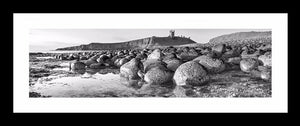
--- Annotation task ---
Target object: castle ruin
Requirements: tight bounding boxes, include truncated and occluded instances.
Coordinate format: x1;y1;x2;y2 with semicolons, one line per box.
169;30;175;39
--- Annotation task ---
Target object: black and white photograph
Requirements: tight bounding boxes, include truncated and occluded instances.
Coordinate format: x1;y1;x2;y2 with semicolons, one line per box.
13;13;287;113
28;29;272;98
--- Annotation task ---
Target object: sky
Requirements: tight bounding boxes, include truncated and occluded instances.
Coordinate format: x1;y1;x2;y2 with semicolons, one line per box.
29;29;270;52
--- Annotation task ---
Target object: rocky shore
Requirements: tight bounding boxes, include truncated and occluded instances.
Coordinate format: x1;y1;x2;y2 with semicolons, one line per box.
29;40;272;97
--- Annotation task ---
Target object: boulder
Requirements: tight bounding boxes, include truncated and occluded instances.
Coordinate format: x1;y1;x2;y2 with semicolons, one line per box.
89;55;100;61
59;55;66;60
80;56;88;60
258;43;272;51
260;70;271;81
241;50;260;59
67;55;75;60
177;51;199;61
70;61;86;70
135;53;147;60
206;52;220;58
125;55;134;60
258;65;271;72
82;60;97;67
163;58;183;72
162;53;177;61
226;57;242;65
147;49;164;60
89;63;105;69
242;46;248;51
115;58;130;67
106;59;114;66
212;44;226;57
240;58;259;73
182;47;189;52
96;55;109;63
144;67;173;85
111;55;121;63
250;69;271;81
200;49;210;55
173;61;209;86
258;52;272;67
106;53;113;58
193;55;226;74
120;58;144;80
117;51;125;57
143;59;167;73
224;57;242;70
221;48;240;60
72;54;79;60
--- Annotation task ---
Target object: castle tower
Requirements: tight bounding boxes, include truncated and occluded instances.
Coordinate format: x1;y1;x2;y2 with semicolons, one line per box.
169;30;175;39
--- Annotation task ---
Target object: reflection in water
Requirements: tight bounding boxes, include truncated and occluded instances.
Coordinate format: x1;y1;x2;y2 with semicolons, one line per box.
72;69;86;74
85;69;98;75
119;76;145;89
36;57;54;59
71;68;120;75
53;67;70;71
32;63;175;97
31;70;138;97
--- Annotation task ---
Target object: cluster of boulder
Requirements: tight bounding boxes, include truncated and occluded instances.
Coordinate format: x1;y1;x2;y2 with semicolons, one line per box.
54;50;146;70
55;42;271;96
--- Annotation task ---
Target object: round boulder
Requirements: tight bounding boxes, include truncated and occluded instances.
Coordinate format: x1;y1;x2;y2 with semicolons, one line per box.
226;57;242;65
258;52;271;67
260;70;271;81
59;55;66;60
147;49;164;60
70;61;86;70
221;48;240;60
115;58;130;67
258;43;272;51
212;44;226;57
200;49;210;55
177;51;199;61
193;55;226;74
164;58;183;72
144;67;173;85
143;59;167;73
80;56;88;60
117;51;125;57
173;61;209;86
163;53;177;61
67;55;75;60
82;60;98;67
120;58;144;80
89;63;105;69
89;55;100;61
96;55;109;63
225;57;242;70
240;58;259;73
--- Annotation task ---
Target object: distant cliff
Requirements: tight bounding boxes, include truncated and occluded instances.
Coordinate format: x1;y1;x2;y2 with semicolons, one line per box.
56;36;196;50
208;31;272;44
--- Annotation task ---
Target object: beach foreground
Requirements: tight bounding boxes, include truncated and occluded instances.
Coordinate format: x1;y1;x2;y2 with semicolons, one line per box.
29;42;271;98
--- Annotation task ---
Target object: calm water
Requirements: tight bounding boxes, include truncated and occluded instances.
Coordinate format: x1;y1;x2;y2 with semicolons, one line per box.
30;61;146;97
30;68;142;97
